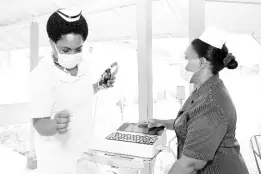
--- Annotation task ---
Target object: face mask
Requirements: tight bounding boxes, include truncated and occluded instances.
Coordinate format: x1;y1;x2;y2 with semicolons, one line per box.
180;70;194;83
181;59;202;83
185;59;201;72
54;44;82;69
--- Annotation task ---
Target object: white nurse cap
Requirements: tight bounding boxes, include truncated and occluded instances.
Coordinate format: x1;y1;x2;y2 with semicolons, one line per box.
56;8;82;22
199;27;228;49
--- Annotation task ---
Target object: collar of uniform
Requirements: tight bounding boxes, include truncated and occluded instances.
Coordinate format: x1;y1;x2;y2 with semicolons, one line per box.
191;74;221;101
76;59;88;76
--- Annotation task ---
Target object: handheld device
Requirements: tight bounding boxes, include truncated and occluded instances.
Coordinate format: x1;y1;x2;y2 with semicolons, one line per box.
98;62;119;88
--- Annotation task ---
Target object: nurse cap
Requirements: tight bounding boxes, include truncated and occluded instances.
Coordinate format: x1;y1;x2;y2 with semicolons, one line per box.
199;27;228;49
56;8;82;22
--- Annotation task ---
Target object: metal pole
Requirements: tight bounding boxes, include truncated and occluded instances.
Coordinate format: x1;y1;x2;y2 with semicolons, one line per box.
136;0;153;173
27;22;39;169
188;0;205;93
137;0;153;122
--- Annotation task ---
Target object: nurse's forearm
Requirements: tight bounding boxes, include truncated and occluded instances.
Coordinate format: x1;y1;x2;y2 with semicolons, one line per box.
33;118;57;136
168;160;196;174
162;119;175;130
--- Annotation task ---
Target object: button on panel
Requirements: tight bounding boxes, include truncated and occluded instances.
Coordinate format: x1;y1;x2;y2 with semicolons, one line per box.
105;132;158;145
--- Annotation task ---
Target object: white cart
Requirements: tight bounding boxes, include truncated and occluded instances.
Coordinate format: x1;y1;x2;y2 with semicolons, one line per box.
78;123;168;174
78;149;159;174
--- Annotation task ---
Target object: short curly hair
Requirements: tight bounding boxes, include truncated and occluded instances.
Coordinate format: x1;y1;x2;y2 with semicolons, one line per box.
46;9;88;43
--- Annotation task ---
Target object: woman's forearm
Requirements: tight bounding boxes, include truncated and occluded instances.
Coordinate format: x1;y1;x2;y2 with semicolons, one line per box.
168;155;206;174
161;119;175;130
168;159;196;174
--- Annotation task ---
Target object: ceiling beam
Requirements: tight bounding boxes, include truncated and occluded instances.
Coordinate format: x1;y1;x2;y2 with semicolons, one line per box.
0;0;162;33
0;33;187;52
0;13;49;33
84;0;161;14
113;41;173;58
251;33;261;45
88;33;186;42
205;0;261;5
165;0;183;27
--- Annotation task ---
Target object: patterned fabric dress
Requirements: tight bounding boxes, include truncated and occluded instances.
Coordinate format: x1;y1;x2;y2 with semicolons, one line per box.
174;74;249;174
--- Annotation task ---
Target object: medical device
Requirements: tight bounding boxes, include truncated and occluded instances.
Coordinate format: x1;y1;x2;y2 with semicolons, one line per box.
82;123;167;173
98;62;119;88
87;123;167;160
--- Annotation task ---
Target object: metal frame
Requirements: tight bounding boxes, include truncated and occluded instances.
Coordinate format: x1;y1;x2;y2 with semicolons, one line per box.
250;135;261;173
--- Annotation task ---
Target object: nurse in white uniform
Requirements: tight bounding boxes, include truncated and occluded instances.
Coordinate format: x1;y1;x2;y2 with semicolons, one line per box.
29;9;116;174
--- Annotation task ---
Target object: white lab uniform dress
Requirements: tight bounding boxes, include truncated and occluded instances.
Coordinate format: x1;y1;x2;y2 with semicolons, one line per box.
29;55;98;174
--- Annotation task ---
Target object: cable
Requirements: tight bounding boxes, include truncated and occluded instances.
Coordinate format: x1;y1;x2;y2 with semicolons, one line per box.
90;95;104;174
168;135;177;148
156;144;177;160
155;144;177;174
92;95;99;133
95;162;102;174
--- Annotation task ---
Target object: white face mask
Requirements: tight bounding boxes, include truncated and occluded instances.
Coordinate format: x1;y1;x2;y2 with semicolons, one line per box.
181;59;202;83
180;70;194;83
54;44;82;69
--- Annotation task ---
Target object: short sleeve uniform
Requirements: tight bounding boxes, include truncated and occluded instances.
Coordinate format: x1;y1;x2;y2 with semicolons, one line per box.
29;55;97;174
174;75;249;174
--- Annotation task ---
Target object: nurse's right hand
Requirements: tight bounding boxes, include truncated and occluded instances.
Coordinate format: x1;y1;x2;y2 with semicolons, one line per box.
138;119;165;129
54;110;70;134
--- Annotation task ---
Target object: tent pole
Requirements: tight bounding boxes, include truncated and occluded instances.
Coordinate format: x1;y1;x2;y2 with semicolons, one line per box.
137;0;153;174
188;0;205;93
28;21;39;157
30;22;40;71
